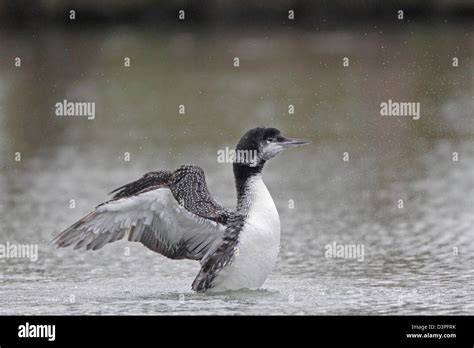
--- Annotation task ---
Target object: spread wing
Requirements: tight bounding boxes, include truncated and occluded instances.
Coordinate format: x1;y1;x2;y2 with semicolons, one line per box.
51;165;233;261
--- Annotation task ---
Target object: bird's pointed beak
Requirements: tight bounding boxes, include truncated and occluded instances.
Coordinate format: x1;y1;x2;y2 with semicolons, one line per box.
278;136;311;148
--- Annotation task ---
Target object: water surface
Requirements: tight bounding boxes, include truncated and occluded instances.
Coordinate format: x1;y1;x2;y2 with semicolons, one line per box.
0;25;473;315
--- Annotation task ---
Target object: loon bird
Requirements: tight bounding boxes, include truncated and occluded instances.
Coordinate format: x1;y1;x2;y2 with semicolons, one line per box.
51;127;310;292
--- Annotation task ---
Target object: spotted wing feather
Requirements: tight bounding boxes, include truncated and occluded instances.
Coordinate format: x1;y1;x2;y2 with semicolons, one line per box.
51;165;233;261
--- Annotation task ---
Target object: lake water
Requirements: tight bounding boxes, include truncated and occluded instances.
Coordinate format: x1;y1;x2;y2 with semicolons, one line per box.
0;25;473;315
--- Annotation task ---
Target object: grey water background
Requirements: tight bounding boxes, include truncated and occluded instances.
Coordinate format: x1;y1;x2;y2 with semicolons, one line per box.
0;22;473;314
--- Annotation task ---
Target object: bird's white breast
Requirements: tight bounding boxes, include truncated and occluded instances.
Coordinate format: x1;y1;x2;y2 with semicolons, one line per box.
211;176;281;292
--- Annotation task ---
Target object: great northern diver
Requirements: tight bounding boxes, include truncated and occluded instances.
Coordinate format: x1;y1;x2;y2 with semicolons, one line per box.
51;127;310;292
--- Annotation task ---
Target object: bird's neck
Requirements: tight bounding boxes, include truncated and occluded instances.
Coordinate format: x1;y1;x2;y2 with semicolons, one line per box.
233;162;265;210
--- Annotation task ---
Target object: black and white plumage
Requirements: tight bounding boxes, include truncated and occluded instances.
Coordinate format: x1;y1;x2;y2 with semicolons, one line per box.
51;127;310;292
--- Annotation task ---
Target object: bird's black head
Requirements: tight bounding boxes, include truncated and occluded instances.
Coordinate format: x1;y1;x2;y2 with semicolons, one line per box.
233;127;310;194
